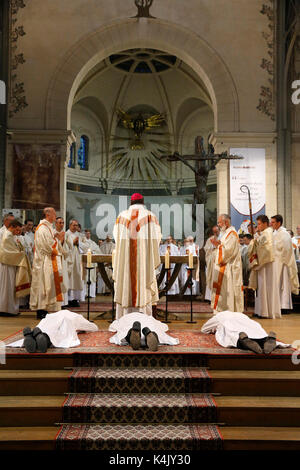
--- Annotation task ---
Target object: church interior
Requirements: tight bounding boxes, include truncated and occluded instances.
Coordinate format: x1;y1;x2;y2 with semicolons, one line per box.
0;0;300;453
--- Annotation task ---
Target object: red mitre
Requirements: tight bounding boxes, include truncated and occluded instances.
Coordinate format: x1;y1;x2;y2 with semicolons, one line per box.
131;193;143;202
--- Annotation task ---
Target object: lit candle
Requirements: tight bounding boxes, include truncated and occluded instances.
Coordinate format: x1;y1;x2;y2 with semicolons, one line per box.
112;249;116;268
188;250;193;269
165;247;170;269
87;249;92;268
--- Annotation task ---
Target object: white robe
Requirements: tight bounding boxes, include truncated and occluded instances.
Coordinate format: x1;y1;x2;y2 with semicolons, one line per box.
113;204;161;319
251;227;281;319
30;220;64;312
204;237;218;301
24;232;34;266
0;264;18;314
160;243;180;295
273;226;299;309
65;230;86;302
201;311;289;348
211;226;244;313
8;310;98;348
109;311;179;346
291;236;300;260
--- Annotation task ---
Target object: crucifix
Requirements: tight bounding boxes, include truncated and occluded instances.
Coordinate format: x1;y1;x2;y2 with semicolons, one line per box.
161;136;243;207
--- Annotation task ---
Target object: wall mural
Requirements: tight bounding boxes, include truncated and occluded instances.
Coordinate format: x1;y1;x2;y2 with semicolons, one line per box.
13;144;61;210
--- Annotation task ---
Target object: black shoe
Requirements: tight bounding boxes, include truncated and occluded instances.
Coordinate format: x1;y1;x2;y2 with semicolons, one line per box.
263;331;277;354
281;309;291;315
23;327;37;353
36;310;48;320
61;305;69;310
238;332;263;354
126;321;141;350
32;327;48;353
142;327;159;351
68;300;80;308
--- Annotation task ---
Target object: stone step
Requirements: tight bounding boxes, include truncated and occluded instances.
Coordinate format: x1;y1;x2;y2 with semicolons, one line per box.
1;369;300;396
2;425;300;451
2;395;300;427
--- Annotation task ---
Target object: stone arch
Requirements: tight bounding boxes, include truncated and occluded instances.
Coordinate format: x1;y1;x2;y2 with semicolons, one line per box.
45;18;239;133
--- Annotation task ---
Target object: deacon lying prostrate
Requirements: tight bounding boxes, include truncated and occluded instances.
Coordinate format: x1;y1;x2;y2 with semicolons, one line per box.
109;312;179;350
8;310;98;352
201;311;290;354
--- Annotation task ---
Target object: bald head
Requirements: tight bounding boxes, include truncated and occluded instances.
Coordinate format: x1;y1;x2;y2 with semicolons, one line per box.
218;214;231;232
43;207;56;224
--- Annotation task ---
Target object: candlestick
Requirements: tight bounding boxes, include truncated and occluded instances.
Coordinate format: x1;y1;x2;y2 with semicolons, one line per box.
188;251;193;269
87;249;92;268
165;247;170;269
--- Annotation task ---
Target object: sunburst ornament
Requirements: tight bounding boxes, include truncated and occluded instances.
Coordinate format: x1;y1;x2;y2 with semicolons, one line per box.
109;108;172;183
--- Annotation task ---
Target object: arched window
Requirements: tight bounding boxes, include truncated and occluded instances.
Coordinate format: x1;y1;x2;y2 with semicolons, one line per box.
68;142;76;168
78;135;89;171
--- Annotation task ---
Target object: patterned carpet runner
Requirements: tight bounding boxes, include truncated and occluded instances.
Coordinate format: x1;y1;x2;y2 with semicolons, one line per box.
55;423;223;451
69;367;212;394
62;393;218;424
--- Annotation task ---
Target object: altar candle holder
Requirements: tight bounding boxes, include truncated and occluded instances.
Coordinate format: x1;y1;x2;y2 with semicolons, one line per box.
186;267;196;324
86;266;95;322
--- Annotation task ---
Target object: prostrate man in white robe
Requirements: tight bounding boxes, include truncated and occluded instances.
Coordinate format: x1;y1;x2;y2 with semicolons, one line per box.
0;219;31;316
210;214;244;313
248;215;281;318
30;207;65;319
113;192;161;319
82;229;100;298
204;225;220;301
65;219;86;307
271;214;299;314
97;234;115;295
55;217;72;308
201;311;289;354
0;213;14;243
160;235;179;295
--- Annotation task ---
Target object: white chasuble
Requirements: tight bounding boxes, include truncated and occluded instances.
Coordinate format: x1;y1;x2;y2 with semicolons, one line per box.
30;220;65;312
211;226;244;313
113;204;161;319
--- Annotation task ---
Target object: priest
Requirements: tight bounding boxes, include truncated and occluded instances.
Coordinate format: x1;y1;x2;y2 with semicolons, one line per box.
271;214;299;313
204;225;220;301
65;219;88;307
210;214;244;312
30;207;65;319
0;219;31;316
113;192;161;319
82;229;100;298
55;216;72;308
0;213;14;243
248;215;281;318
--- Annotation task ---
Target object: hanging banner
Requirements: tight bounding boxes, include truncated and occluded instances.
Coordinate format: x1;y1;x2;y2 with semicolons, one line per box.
230;148;265;234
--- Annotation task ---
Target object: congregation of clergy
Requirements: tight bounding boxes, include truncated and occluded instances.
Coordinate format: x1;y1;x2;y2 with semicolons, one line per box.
0;203;299;321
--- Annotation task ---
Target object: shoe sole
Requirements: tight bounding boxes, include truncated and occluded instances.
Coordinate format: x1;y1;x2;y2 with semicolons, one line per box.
23;336;37;354
146;332;158;351
264;340;277;354
35;334;48;353
129;330;141;350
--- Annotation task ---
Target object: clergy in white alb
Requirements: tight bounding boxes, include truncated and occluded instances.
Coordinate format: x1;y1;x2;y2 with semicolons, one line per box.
210;214;244;313
0;213;14;243
82;229;101;298
65;219;87;305
113;193;161;319
179;239;197;295
55;217;72;307
0;220;31;315
159;236;180;295
30;208;65;317
292;225;300;261
204;226;220;301
248;215;281;318
201;311;289;348
271;215;299;311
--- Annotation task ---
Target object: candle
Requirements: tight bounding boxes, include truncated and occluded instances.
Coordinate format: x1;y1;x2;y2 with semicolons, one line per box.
188;250;193;269
87;249;92;268
112;249;116;268
165;247;170;269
